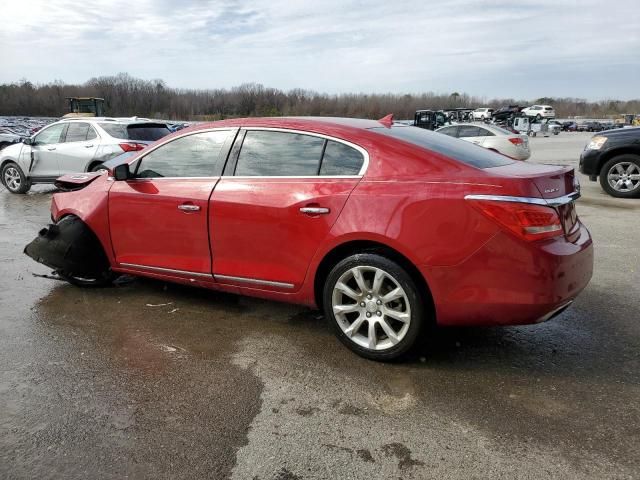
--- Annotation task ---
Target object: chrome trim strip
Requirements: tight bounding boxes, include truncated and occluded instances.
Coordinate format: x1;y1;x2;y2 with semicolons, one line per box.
214;274;295;289
119;263;212;278
464;191;580;207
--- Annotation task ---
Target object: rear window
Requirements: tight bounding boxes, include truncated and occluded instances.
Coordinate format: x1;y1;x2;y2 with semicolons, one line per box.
99;123;171;141
371;126;514;169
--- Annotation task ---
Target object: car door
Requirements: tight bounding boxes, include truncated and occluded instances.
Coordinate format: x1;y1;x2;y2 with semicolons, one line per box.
210;129;366;291
108;129;235;278
55;122;100;173
28;123;67;178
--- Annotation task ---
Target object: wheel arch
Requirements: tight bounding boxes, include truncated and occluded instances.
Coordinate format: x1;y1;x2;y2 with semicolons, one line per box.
313;239;435;322
596;148;640;175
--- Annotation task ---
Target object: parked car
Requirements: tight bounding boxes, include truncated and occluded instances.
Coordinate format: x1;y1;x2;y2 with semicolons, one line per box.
579;127;640;198
24;116;592;360
562;121;578;132
0;117;172;194
491;105;523;122
585;122;606;132
521;105;556;119
436;123;531;160
0;128;23;150
471;108;494;121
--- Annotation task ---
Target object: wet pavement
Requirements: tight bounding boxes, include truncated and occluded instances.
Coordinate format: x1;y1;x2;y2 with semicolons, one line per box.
1;137;639;479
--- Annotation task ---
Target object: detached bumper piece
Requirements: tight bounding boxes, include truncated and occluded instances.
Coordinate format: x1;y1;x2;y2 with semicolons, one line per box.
24;216;112;284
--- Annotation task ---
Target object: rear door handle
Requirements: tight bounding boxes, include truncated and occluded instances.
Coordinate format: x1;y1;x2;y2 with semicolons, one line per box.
300;207;330;215
84;144;94;148
47;147;56;151
178;204;201;212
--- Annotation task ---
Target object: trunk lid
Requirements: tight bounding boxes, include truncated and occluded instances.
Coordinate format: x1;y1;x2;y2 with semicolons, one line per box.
486;162;576;199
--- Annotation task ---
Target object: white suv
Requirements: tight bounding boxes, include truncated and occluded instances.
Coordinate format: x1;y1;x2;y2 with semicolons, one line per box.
0;117;171;194
521;105;556;119
471;108;493;120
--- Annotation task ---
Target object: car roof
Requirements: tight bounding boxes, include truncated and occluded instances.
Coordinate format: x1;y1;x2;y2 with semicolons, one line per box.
57;117;168;125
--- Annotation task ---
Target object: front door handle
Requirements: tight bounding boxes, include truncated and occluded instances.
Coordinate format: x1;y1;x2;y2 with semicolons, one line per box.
84;144;94;148
178;204;201;212
47;147;56;151
300;207;330;215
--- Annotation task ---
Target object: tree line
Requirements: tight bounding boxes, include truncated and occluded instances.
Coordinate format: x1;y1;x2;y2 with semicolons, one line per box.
0;73;638;121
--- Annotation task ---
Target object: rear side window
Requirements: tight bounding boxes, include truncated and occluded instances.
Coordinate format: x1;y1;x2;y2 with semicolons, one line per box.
64;122;95;142
236;131;325;176
476;127;495;137
371;126;514;169
99;123;171;141
319;141;363;176
437;126;458;137
136;130;231;178
458;126;483;137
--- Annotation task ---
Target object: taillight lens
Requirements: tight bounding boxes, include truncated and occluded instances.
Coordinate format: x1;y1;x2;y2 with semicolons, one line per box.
119;142;146;152
468;200;563;241
508;137;524;145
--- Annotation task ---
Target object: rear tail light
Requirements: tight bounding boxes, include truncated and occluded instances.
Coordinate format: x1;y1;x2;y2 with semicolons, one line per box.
508;137;524;145
468;199;563;241
119;142;146;152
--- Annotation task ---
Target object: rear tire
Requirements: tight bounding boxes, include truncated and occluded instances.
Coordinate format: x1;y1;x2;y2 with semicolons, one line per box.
90;163;107;173
323;253;425;361
599;155;640;198
1;161;31;194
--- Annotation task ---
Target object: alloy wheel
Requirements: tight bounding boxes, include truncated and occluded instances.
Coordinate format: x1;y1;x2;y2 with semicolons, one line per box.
331;266;411;351
607;162;640;193
3;166;21;191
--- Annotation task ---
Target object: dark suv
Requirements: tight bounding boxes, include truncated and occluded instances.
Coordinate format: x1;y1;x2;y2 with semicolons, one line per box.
579;127;640;198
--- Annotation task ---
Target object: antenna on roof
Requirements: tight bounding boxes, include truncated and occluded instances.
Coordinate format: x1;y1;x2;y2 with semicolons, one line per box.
377;114;394;128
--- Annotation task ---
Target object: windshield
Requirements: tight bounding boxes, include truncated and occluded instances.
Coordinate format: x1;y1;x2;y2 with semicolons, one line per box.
370;125;514;169
99;123;171;141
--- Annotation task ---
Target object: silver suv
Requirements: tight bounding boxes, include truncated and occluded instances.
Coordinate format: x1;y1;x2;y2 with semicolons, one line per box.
0;117;171;194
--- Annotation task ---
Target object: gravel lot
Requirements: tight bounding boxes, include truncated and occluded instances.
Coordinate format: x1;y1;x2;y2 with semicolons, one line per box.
1;132;638;479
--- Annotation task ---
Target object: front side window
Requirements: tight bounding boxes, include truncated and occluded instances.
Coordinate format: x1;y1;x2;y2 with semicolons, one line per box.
136;130;230;178
64;122;95;143
320;141;364;176
235;131;325;176
34;124;66;145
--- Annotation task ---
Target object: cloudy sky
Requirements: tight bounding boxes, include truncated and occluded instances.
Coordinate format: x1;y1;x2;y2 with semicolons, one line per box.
1;0;638;100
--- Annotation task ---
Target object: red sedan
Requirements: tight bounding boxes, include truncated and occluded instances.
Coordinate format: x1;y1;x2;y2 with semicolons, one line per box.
25;116;593;360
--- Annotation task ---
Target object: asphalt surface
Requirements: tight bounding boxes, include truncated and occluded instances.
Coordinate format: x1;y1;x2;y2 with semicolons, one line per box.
1;132;639;479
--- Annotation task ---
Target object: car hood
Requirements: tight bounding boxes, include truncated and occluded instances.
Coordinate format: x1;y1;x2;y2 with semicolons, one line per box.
54;172;104;191
598;126;640;138
0;142;23;158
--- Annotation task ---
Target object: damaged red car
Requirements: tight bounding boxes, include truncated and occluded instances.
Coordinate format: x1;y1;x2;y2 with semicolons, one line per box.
25;116;593;360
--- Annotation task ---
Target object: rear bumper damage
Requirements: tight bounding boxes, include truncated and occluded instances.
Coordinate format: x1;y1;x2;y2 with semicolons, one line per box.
24;216;111;279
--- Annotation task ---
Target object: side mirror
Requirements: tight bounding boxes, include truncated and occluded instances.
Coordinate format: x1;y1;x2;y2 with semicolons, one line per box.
113;163;131;181
22;137;33;145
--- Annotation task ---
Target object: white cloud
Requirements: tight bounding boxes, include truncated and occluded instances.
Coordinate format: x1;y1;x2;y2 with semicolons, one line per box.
0;0;638;99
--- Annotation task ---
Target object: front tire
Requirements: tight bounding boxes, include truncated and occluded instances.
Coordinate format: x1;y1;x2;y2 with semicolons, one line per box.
323;253;425;361
1;161;31;194
599;155;640;198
